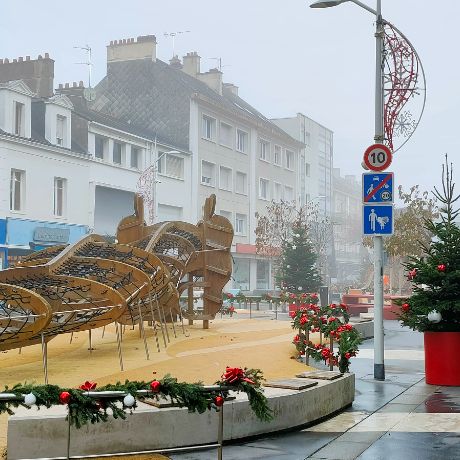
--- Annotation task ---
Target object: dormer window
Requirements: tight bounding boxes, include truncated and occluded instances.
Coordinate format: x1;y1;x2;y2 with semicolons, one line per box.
56;115;66;146
14;102;24;136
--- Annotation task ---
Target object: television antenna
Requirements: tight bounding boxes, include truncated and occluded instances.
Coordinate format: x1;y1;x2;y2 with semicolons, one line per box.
163;30;190;57
74;44;93;87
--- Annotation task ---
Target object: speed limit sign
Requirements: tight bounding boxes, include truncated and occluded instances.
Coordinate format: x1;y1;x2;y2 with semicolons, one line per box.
363;144;393;171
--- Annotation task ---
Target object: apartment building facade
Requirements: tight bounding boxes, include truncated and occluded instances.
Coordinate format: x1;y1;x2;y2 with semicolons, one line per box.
0;53;191;268
90;36;303;291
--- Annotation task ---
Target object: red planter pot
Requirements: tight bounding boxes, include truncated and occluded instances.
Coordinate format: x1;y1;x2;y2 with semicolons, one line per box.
424;331;460;386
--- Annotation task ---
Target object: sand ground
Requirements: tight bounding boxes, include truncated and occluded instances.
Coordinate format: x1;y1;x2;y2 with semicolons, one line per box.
0;313;316;459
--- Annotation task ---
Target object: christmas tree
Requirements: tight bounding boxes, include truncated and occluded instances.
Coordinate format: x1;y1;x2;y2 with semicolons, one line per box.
276;221;322;293
400;157;460;332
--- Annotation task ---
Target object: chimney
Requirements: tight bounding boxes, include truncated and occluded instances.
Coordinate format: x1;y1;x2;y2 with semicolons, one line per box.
223;82;238;96
169;55;182;69
0;53;54;98
182;52;200;77
198;68;223;95
107;35;157;64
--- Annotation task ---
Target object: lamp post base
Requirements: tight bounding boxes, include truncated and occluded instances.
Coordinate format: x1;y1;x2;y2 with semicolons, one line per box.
374;363;385;380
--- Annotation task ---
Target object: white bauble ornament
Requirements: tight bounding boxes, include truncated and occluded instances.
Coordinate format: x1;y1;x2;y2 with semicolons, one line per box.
295;234;300;237
298;286;303;291
24;392;37;406
286;265;291;269
123;393;135;407
292;245;297;250
427;310;442;323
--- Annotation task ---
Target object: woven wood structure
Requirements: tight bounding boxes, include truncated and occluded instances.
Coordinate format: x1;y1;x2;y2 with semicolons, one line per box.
0;194;233;353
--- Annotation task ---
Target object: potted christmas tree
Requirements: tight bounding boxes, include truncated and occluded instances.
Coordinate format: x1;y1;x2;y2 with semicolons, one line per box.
398;158;460;385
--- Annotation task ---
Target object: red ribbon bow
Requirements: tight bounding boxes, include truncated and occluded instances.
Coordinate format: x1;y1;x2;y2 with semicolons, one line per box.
79;381;97;391
222;367;255;385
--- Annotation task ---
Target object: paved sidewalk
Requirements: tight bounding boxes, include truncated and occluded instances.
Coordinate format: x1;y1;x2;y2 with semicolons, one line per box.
171;322;460;460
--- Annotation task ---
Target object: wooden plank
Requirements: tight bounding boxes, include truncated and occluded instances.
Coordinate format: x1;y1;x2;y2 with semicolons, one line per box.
264;379;318;390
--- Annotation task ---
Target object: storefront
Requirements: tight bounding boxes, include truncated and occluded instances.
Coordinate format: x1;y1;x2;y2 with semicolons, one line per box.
3;218;89;268
0;220;7;270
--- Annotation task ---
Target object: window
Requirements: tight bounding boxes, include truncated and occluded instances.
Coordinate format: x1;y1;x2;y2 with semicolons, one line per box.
202;115;216;141
274;182;283;202
306;162;311;176
256;260;269;290
285;150;294;170
113;142;123;164
236;129;248;153
233;258;250;290
56;115;66;146
235;171;247;195
274;145;282;165
157;204;183;221
54;177;66;216
131;147;140;169
285;185;294;202
14;102;24;136
201;160;216;186
158;152;184;179
10;169;25;211
219;166;232;191
95;135;106;159
259;140;270;161
259;178;269;200
235;213;247;235
219;122;233;147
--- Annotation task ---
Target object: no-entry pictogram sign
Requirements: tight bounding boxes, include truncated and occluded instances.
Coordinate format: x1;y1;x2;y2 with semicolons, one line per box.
363;144;393;171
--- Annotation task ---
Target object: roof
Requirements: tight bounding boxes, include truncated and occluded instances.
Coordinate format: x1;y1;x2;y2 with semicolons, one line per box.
90;58;300;150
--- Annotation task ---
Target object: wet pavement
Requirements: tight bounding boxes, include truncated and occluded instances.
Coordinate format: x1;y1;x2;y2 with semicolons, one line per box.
171;321;460;460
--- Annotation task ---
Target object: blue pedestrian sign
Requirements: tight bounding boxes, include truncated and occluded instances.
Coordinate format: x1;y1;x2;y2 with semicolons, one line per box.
363;172;394;203
363;204;394;236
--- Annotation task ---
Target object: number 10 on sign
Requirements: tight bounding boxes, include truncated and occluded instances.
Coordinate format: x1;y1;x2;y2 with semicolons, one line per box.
363;144;393;172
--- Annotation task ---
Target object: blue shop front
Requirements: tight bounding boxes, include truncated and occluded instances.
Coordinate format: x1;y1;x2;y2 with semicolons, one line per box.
2;218;89;268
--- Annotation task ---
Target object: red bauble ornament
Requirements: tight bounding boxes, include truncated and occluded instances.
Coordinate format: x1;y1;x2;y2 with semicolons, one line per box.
150;380;161;393
59;391;71;405
408;268;418;281
437;264;446;272
402;303;410;312
345;352;351;359
214;396;224;407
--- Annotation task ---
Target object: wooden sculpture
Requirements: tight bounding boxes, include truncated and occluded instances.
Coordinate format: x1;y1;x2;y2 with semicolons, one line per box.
0;194;233;373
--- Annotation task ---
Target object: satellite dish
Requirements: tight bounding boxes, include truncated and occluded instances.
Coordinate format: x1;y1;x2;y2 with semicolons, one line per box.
83;87;96;102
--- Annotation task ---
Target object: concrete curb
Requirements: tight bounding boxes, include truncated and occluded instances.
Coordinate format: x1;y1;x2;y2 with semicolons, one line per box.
7;374;354;459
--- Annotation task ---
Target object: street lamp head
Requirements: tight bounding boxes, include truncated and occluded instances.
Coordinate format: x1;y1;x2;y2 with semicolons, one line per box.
309;0;347;8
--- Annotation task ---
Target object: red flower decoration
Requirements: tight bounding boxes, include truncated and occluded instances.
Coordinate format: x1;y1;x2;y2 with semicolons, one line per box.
402;303;410;312
222;367;255;385
311;293;318;299
215;396;224;407
59;391;71;405
150;380;161;393
289;311;296;319
79;381;97;391
345;352;351;359
437;264;446;272
328;316;337;323
407;268;418;280
300;315;308;325
340;303;348;310
229;306;235;312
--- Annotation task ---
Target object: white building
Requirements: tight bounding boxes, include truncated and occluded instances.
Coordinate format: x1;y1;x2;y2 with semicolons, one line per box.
271;113;334;217
0;53;191;268
89;36;304;292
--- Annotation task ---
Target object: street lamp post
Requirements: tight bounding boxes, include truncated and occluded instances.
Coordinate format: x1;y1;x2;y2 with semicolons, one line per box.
310;0;386;380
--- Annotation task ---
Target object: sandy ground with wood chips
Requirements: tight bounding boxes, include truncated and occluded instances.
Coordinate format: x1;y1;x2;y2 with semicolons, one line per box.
0;313;317;459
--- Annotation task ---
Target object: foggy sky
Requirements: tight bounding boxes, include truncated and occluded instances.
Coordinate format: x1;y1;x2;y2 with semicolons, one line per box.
1;0;459;197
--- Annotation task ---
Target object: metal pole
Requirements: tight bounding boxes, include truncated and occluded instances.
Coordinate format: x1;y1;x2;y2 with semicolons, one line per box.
66;413;71;460
217;404;224;460
373;0;385;381
41;333;48;385
138;303;150;360
115;322;124;372
88;330;93;353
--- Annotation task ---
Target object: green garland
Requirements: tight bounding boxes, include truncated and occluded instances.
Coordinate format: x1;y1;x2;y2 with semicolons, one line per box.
0;368;272;429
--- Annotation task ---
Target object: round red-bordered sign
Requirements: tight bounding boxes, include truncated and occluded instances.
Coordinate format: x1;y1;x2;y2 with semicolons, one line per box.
363;144;392;171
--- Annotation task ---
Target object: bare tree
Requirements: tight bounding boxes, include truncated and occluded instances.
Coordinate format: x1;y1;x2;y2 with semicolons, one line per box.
255;200;332;282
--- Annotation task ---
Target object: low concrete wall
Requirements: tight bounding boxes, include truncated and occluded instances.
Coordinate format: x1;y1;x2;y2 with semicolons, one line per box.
351;319;374;339
7;374;354;459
